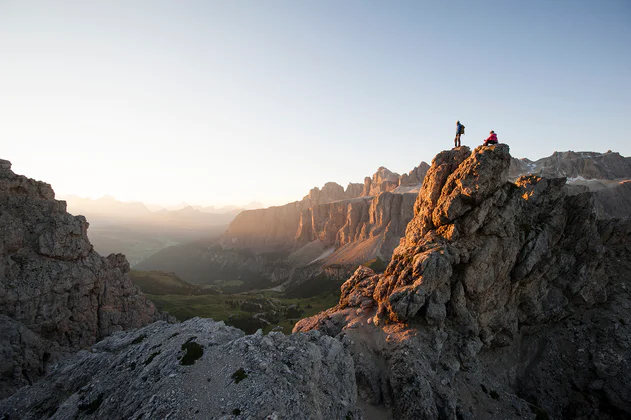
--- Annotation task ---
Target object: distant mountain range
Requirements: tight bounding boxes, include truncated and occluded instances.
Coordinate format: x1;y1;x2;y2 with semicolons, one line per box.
138;148;631;292
60;195;258;265
61;195;264;221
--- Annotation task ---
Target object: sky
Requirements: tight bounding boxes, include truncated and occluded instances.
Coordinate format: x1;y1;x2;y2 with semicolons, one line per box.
1;0;630;207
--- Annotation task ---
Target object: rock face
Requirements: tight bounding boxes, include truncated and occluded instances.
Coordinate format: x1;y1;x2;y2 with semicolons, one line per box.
361;167;400;197
296;193;416;260
296;145;631;419
399;161;430;188
0;318;361;420
0;160;160;398
224;164;430;257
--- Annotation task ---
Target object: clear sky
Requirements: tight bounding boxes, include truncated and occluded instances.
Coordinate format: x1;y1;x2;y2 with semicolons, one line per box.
1;0;629;207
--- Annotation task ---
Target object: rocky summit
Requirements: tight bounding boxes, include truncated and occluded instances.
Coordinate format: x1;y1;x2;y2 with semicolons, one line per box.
1;145;630;420
0;160;161;398
296;145;631;419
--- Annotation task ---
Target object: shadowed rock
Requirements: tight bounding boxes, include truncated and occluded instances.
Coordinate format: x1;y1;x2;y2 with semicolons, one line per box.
0;160;161;398
0;318;360;420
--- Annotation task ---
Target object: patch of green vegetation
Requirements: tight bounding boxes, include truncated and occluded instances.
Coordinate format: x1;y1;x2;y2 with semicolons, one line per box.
361;257;387;273
78;393;103;414
231;368;247;384
147;289;339;334
232;408;241;415
180;341;204;366
144;351;161;366
132;334;147;344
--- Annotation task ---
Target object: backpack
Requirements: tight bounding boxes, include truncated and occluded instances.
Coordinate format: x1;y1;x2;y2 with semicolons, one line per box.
460;124;465;135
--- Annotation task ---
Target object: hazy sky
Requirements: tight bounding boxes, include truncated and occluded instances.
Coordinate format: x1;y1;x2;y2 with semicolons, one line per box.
2;1;630;207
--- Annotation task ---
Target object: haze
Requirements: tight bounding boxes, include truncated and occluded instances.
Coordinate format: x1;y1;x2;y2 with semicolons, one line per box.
1;0;629;208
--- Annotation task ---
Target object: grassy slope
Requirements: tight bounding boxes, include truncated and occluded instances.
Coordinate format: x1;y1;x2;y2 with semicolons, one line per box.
147;291;340;334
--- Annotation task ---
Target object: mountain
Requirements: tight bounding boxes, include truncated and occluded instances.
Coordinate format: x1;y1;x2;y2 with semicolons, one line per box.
508;150;631;181
136;163;431;290
0;159;162;399
295;145;631;418
223;162;431;258
3;146;630;419
139;150;631;295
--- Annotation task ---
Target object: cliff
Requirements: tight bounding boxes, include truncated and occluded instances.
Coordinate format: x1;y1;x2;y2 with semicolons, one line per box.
3;146;631;419
224;162;430;257
295;145;631;419
218;150;631;291
0;159;161;398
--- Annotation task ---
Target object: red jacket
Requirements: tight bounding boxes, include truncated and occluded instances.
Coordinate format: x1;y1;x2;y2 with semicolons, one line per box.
485;133;498;142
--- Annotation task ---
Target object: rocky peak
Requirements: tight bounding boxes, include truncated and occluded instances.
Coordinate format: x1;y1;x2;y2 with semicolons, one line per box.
374;143;605;335
344;182;364;199
295;144;630;418
361;166;401;197
303;181;346;205
0;160;161;398
398;161;430;187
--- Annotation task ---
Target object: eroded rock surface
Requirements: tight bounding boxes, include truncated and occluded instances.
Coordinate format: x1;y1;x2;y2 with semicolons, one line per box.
0;318;361;420
0;160;160;398
296;145;631;419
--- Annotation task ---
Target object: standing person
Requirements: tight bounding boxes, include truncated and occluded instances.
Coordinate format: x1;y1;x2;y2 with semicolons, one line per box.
483;130;498;146
455;120;465;147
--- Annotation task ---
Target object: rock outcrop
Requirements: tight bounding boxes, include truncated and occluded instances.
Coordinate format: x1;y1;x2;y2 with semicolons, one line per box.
0;160;161;398
0;318;360;420
296;145;631;419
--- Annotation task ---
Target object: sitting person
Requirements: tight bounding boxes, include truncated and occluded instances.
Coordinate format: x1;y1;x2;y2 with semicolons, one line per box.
484;130;498;146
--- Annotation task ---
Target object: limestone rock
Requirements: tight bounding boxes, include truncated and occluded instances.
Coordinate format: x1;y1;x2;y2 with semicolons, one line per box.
303;181;346;205
345;182;364;199
361;167;400;197
0;161;160;397
296;145;631;419
0;318;361;420
399;161;430;187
